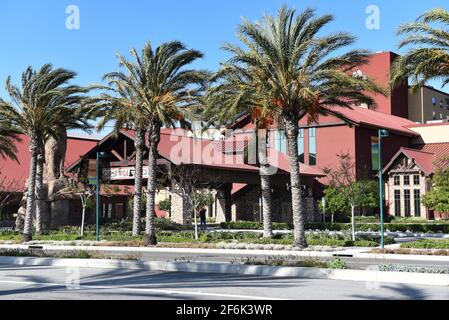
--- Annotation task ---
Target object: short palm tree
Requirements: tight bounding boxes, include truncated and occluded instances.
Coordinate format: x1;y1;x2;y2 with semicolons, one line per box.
91;77;148;237
95;41;209;245
206;67;276;238
221;6;385;248
391;8;449;89
0;65;90;241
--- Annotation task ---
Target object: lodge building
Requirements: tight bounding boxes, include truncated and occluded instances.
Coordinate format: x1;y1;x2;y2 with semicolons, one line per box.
1;51;449;227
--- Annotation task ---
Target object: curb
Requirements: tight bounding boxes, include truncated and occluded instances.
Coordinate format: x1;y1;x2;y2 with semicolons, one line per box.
2;244;449;263
1;256;448;287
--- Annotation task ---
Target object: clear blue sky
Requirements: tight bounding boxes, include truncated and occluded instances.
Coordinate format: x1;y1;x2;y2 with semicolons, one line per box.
0;0;447;135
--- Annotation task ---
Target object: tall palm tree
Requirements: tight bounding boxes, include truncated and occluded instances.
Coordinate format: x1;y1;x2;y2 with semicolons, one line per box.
205;67;276;238
0;65;90;241
91;80;148;237
34;109;92;235
391;8;449;89
220;6;385;248
94;41;209;245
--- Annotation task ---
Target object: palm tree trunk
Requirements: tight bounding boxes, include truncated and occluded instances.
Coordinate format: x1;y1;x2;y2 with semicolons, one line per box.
258;128;273;238
144;123;160;246
35;143;45;235
260;168;273;238
23;137;38;242
132;129;145;236
285;118;308;249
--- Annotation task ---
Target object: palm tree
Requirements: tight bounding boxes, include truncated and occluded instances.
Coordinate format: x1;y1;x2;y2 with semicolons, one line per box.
0;65;90;241
391;8;449;89
91;80;148;237
95;41;209;245
220;6;385;248
205;67;275;238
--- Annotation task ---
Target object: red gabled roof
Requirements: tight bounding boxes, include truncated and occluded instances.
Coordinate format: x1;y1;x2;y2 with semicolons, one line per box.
401;147;435;175
0;134;99;191
120;128;324;177
323;106;419;136
382;145;448;176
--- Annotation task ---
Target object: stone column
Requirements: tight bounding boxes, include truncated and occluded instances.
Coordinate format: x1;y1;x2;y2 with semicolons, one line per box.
216;184;232;223
170;191;192;225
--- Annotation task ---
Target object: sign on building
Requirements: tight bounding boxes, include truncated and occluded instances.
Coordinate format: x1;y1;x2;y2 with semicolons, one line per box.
103;166;149;181
88;160;97;185
371;136;380;170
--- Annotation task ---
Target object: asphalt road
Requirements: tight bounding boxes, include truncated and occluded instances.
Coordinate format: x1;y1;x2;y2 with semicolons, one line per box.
0;265;448;300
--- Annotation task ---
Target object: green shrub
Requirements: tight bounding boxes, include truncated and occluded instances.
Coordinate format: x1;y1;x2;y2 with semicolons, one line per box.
155;218;185;231
158;199;171;212
400;239;449;249
327;257;347;269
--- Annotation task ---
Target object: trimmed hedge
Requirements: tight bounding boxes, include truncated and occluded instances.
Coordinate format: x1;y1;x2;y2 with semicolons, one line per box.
220;221;449;233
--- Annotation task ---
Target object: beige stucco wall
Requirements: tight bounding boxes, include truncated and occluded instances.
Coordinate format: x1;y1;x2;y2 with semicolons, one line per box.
409;86;449;124
409;124;449;144
408;88;424;123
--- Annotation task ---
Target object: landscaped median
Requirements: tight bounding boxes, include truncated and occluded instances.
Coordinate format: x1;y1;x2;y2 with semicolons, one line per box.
0;229;394;251
370;239;449;256
221;220;449;234
1;248;449;287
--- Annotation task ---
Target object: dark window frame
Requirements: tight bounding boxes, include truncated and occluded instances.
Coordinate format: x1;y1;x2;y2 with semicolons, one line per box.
404;189;411;217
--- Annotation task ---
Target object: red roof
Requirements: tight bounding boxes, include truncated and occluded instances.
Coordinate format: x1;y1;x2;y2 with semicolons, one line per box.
382;143;449;175
120;128;323;176
323;106;419;136
401;147;435;175
0;134;99;191
413;143;449;170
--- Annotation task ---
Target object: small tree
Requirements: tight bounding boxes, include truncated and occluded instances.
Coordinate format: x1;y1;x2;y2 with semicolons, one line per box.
323;153;379;240
320;186;350;223
164;164;215;241
423;159;449;214
59;185;94;236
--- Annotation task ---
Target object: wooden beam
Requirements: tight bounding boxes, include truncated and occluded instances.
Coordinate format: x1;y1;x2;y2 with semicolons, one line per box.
111;150;124;161
128;151;137;160
124;139;128;160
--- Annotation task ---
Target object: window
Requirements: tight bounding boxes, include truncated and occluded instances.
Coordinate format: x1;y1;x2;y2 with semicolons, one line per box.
298;129;305;163
403;175;410;185
414;190;421;217
404;190;411;217
274;130;287;154
394;175;400;186
394;190;401;216
432;97;437;106
433;111;436;120
413;175;420;185
441;99;444;108
308;128;317;166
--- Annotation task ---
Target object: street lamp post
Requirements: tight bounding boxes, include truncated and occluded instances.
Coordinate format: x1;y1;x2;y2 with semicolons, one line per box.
378;129;389;249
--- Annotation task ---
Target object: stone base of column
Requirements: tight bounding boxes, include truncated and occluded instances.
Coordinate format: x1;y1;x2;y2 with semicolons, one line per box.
170;192;192;225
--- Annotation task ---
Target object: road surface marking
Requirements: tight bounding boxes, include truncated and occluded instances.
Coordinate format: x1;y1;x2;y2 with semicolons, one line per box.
0;280;285;300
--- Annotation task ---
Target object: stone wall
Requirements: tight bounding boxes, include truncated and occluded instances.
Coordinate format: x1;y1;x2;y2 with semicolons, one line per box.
232;184;320;223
